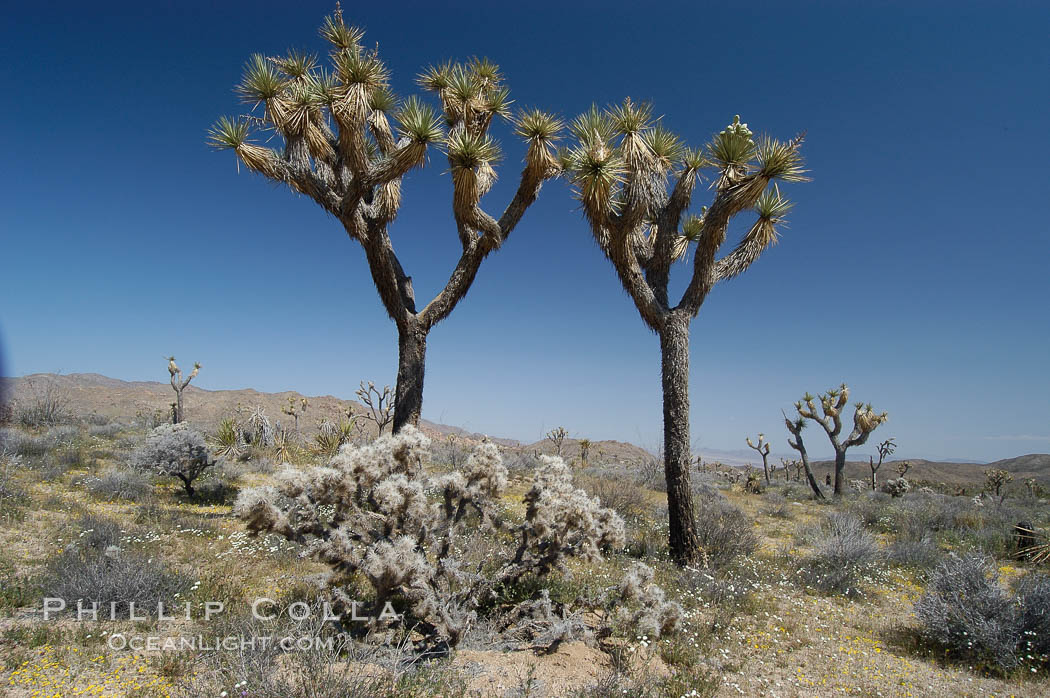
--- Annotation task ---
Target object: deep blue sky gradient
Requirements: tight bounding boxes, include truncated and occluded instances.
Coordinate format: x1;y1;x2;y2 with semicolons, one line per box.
2;1;1048;461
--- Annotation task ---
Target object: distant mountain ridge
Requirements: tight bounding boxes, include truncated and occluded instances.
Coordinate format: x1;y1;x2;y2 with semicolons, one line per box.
3;373;1046;485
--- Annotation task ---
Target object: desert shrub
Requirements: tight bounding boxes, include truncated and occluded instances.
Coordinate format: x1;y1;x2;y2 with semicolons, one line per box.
624;517;668;560
1;428;47;458
0;450;29;517
580;473;650;521
82;413;112;426
130;423;215;496
694;498;758;569
504;449;541;474
802;513;879;596
777;480;814;502
914;555;1024;671
88;422;123;438
15;379;73;427
83;468;154;502
762;492;792;519
42;515;188;614
234;427;639;648
193;471;239;505
884;536;943;570
1016;573;1050;663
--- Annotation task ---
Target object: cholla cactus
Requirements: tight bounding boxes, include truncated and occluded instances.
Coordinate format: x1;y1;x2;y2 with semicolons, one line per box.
233;426;625;647
746;433;772;483
166;357;200;424
610;562;683;639
881;477;911;498
793;383;887;496
130;423;214;496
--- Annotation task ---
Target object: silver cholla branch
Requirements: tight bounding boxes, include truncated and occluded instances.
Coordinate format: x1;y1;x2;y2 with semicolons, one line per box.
232;426;624;646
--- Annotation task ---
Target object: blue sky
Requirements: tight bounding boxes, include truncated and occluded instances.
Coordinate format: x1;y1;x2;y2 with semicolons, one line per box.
2;1;1048;462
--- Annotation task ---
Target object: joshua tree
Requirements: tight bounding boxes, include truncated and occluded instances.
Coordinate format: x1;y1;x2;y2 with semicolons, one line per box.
545;426;568;457
578;438;592;464
281;396;309;433
210;10;561;433
746;433;772;483
563;106;805;564
896;460;911;478
869;437;896;491
783;413;825;499
984;468;1013;503
356;381;394;435
166;357;200;424
792;384;887;496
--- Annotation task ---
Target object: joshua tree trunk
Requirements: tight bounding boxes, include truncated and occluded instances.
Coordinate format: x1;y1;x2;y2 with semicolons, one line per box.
392;323;428;433
660;313;700;564
833;448;847;496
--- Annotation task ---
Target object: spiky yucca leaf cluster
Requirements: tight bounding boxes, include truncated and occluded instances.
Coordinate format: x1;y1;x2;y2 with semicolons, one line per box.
233;426;625;646
562;102;805;275
210;7;447;200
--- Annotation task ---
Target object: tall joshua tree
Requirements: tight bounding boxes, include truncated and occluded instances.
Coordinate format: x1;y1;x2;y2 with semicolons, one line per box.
167;357;200;424
209;9;561;432
746;433;772;483
563;105;805;564
791;383;888;496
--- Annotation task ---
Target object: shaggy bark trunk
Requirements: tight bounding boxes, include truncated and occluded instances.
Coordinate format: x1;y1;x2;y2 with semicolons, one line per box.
174;391;183;424
761;454;770;483
870;459;878;491
392;323;428;433
659;313;700;565
833;449;846;496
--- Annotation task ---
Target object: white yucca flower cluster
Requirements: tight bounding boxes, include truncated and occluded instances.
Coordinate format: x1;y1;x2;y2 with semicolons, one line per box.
233;426;627;646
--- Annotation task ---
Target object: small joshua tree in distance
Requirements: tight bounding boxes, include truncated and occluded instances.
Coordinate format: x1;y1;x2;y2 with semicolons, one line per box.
578;438;592;464
793;384;887;496
166;357;200;424
546;426;568;458
896;460;911;478
209;9;562;432
869;437;896;491
281;396;309;433
356;381;394;435
984;468;1013;504
746;433;772;483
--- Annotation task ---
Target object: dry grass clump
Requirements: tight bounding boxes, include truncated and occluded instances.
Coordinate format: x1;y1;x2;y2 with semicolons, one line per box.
694;498;758;569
